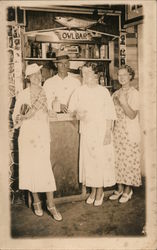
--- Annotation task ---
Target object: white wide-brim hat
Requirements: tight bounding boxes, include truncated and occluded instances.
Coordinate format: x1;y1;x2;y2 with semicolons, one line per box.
25;63;43;77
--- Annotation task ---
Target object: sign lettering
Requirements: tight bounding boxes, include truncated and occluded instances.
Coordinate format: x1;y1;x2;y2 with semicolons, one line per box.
55;30;91;41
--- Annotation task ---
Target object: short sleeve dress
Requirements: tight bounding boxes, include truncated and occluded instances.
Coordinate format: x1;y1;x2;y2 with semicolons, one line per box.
69;84;117;188
12;87;56;193
113;87;142;186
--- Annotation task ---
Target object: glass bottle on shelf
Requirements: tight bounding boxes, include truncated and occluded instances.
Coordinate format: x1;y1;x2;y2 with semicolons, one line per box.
94;44;100;59
46;43;56;58
100;44;108;59
31;42;36;58
100;45;105;59
91;45;94;58
42;43;47;58
35;43;39;58
37;43;42;58
25;41;31;58
85;44;89;58
89;45;94;58
80;45;85;58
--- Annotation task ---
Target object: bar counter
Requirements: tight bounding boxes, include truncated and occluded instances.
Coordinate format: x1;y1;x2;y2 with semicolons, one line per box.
49;112;82;200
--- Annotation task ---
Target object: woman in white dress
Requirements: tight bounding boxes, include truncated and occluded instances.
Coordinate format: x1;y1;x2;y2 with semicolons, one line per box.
12;63;62;221
69;63;117;206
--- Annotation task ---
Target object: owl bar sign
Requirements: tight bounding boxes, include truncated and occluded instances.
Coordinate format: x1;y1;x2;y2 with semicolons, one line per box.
55;30;95;41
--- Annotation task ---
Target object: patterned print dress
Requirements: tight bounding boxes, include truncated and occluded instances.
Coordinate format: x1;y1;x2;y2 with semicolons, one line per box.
113;87;142;187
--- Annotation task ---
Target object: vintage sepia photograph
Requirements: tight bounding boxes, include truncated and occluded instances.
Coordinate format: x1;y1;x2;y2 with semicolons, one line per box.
0;1;156;250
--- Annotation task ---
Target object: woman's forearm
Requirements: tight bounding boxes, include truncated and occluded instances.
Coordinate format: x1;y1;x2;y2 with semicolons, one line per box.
121;103;137;119
24;108;36;119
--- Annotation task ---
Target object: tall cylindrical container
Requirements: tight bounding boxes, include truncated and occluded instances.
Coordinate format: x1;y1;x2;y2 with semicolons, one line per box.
42;43;47;58
100;45;106;59
94;44;100;59
85;44;89;58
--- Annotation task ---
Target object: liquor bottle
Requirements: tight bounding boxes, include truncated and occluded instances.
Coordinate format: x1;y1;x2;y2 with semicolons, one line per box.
42;43;47;58
37;43;42;58
25;41;31;58
52;96;60;113
35;43;39;58
85;44;89;58
91;45;94;58
88;45;92;58
46;43;52;58
46;43;55;58
80;45;85;58
94;44;100;59
100;45;105;59
31;42;36;58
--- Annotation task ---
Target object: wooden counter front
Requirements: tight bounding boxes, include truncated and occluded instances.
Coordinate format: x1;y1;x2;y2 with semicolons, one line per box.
49;113;82;199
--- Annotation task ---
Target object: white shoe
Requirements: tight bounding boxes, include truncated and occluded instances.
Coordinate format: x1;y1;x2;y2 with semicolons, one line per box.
47;206;63;221
86;195;95;204
109;190;123;200
119;189;133;203
33;202;43;217
94;193;104;206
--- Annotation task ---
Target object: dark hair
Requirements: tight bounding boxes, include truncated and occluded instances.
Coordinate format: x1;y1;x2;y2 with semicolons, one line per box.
119;65;135;81
43;61;58;75
43;61;56;70
82;62;99;74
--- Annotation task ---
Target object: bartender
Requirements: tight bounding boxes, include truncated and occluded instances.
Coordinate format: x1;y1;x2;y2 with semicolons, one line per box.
43;50;81;113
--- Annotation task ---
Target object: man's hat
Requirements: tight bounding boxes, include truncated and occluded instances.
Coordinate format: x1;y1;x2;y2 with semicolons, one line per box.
55;50;70;61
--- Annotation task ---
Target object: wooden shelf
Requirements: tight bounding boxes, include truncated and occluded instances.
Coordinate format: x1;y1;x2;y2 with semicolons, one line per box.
24;57;111;62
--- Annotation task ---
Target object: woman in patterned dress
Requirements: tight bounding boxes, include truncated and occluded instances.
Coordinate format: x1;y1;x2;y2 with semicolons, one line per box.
13;63;62;221
109;65;142;203
69;63;117;206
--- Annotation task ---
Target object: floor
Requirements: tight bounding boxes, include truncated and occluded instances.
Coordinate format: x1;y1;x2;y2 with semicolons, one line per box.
11;183;145;238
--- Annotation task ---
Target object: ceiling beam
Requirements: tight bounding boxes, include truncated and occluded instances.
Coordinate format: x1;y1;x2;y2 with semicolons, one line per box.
20;6;121;16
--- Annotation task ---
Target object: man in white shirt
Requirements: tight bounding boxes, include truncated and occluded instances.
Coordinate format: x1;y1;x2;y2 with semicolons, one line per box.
43;51;81;113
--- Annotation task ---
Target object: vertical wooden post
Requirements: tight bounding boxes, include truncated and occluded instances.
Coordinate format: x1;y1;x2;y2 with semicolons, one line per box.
28;191;32;208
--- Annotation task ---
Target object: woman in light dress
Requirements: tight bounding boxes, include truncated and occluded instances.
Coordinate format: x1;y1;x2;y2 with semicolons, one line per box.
109;65;142;203
69;63;117;206
12;63;62;221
